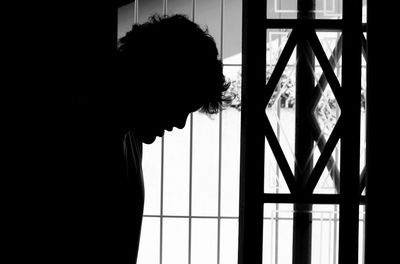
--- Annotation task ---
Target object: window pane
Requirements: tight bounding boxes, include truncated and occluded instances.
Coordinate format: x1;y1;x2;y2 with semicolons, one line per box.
118;2;135;39
263;204;294;264
143;138;162;215
267;0;298;19
163;125;191;216
312;140;340;194
315;0;342;19
267;0;343;19
359;205;366;264
223;0;242;63
137;0;163;23
167;0;193;17
220;219;239;264
263;204;368;264
265;29;296;192
221;66;241;217
311;205;339;264
163;218;189;264
191;219;218;264
195;0;222;55
192;112;220;216
137;217;160;264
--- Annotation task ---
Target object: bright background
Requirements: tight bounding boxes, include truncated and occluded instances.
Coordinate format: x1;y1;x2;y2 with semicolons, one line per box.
118;1;367;263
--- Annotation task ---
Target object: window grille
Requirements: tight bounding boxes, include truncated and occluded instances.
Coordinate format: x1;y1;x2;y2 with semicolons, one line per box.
117;1;367;263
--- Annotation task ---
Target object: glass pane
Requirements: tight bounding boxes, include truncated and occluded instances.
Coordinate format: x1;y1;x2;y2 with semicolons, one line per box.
191;219;218;264
143;138;162;215
137;217;160;264
137;0;164;23
118;2;135;39
223;0;242;63
362;0;367;23
163;123;191;216
220;219;239;264
167;0;193;17
267;0;343;19
223;66;241;111
265;42;296;193
311;204;339;264
221;108;241;217
314;31;342;149
163;218;189;264
192;112;220;216
265;31;296;166
359;205;366;264
316;31;342;85
265;142;292;194
267;29;293;75
221;66;241;217
267;0;298;19
264;204;341;264
312;141;340;194
360;53;367;184
313;84;341;142
263;204;365;264
195;0;222;56
263;203;294;264
315;0;342;19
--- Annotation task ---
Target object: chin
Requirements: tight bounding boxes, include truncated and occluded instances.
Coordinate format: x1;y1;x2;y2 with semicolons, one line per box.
141;136;157;145
135;128;164;145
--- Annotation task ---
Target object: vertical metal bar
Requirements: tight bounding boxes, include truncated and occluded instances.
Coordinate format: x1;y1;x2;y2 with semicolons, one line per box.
339;1;362;264
364;1;395;263
274;208;279;264
217;1;224;264
275;96;281;264
293;1;315;264
188;113;193;264
238;1;266;263
160;136;165;264
159;4;167;263
134;0;139;24
333;204;338;264
361;206;366;264
162;0;167;16
188;4;195;264
217;113;222;264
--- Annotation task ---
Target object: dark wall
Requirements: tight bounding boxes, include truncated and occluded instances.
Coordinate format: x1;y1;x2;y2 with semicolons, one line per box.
5;2;119;261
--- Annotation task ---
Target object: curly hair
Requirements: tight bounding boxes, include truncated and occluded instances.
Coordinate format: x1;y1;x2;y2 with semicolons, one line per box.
117;14;231;115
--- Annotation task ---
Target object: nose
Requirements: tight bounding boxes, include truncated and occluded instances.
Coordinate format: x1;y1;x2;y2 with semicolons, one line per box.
175;113;190;129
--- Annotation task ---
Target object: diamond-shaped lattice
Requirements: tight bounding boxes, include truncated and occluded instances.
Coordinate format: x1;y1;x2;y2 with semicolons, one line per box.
313;85;341;141
265;51;297;194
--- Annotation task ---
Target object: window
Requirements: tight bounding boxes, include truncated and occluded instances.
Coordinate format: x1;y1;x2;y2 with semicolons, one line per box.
119;1;241;264
240;1;366;264
118;1;367;263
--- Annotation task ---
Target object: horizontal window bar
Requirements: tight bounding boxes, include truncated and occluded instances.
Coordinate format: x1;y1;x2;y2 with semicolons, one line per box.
264;194;366;204
266;19;343;29
266;19;367;31
143;215;239;219
223;63;242;67
143;214;364;222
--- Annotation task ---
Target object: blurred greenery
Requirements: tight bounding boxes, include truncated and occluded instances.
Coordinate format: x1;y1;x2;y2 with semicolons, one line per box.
225;68;366;134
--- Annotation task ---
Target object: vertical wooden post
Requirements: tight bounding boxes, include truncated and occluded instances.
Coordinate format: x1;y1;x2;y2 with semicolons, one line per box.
339;1;362;264
238;1;266;263
293;1;315;263
365;0;398;263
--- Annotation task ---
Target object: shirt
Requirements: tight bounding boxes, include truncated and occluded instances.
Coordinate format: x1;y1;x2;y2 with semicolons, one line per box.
123;131;145;264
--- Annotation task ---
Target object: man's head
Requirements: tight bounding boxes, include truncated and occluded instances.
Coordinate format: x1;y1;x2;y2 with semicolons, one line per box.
117;14;231;144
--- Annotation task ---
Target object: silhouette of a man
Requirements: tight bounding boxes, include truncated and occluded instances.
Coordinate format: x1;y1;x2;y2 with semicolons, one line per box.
65;14;230;263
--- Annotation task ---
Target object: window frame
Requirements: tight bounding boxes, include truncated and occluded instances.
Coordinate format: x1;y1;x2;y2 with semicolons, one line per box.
239;1;366;264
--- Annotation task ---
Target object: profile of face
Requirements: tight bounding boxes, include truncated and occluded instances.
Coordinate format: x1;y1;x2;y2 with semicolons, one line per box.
132;82;204;144
137;108;191;144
